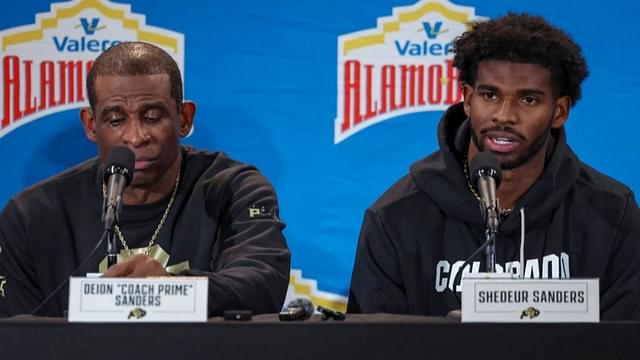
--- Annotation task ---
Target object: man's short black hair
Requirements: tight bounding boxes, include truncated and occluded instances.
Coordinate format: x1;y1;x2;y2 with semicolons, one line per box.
453;13;588;106
86;41;183;111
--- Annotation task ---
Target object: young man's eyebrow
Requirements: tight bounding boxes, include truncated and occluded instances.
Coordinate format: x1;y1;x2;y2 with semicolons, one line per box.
517;89;546;96
476;84;546;96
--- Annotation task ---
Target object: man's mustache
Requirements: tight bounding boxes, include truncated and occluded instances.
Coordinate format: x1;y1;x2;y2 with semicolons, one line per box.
479;126;526;141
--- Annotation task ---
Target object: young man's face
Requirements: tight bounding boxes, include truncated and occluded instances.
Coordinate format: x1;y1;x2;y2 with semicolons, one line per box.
463;60;570;170
81;74;193;189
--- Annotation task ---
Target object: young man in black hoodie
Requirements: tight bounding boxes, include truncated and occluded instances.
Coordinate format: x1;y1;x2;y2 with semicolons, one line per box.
347;13;640;320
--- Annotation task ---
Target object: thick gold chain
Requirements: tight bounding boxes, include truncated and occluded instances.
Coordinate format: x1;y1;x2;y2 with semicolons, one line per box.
102;169;180;256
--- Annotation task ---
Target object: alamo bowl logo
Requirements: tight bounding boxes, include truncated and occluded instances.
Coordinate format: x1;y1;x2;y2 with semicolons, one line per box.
335;0;483;144
0;0;184;138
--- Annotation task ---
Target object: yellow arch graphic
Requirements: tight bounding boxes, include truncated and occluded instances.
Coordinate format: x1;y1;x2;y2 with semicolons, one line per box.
2;0;178;52
342;2;473;55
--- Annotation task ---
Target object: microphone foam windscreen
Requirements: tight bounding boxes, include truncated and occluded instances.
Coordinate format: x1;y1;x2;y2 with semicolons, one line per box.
469;151;502;188
104;146;135;183
287;298;315;319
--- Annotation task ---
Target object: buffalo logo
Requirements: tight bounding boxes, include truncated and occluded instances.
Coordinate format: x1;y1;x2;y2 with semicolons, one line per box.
127;307;147;320
0;275;6;298
520;307;540;320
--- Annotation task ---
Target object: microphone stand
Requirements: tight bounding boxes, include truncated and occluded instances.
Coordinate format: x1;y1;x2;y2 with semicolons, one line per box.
483;203;500;273
102;193;121;269
106;229;117;268
451;200;500;303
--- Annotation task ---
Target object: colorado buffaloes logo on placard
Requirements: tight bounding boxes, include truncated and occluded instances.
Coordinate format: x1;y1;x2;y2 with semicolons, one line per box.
334;0;483;143
127;307;147;319
520;307;541;320
0;0;185;139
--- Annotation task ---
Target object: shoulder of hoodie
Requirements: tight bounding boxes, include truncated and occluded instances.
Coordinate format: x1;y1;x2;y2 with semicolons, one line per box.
7;146;260;207
367;150;445;217
8;146;255;205
184;147;260;176
3;157;99;214
574;160;635;203
367;172;426;218
182;146;274;190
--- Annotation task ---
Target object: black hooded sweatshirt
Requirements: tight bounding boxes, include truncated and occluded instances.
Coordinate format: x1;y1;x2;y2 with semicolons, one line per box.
348;103;640;321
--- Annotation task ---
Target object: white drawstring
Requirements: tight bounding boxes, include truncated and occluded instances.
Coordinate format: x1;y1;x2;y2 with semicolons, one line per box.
519;207;526;278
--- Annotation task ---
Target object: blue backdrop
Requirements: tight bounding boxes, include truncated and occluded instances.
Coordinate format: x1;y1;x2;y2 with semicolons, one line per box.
1;0;639;308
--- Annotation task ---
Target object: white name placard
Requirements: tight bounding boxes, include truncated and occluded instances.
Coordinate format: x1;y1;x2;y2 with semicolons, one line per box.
461;276;599;323
68;277;208;322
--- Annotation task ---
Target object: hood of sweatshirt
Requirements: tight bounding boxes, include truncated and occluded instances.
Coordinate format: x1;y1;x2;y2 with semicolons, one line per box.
409;102;581;236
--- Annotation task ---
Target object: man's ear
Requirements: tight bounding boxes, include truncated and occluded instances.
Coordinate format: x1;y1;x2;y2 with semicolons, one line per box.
462;83;474;118
552;96;571;128
178;101;196;137
80;107;97;142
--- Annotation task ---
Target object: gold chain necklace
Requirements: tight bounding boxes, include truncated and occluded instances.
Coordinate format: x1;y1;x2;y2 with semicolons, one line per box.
102;169;180;256
462;154;512;216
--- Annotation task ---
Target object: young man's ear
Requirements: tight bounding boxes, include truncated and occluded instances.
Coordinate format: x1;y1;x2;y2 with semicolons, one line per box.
462;83;474;118
552;96;571;128
178;101;196;137
80;107;97;142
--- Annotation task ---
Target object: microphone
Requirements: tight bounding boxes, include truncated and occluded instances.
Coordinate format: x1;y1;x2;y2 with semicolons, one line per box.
31;148;134;315
317;305;346;321
469;151;502;272
470;151;502;234
102;146;134;268
279;298;314;321
102;146;135;230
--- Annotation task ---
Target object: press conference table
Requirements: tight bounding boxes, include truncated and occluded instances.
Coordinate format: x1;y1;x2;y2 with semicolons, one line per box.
1;314;638;359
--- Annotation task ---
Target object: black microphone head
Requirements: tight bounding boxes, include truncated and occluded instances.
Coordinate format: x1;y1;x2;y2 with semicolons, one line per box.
469;151;502;189
104;146;135;185
287;298;314;320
